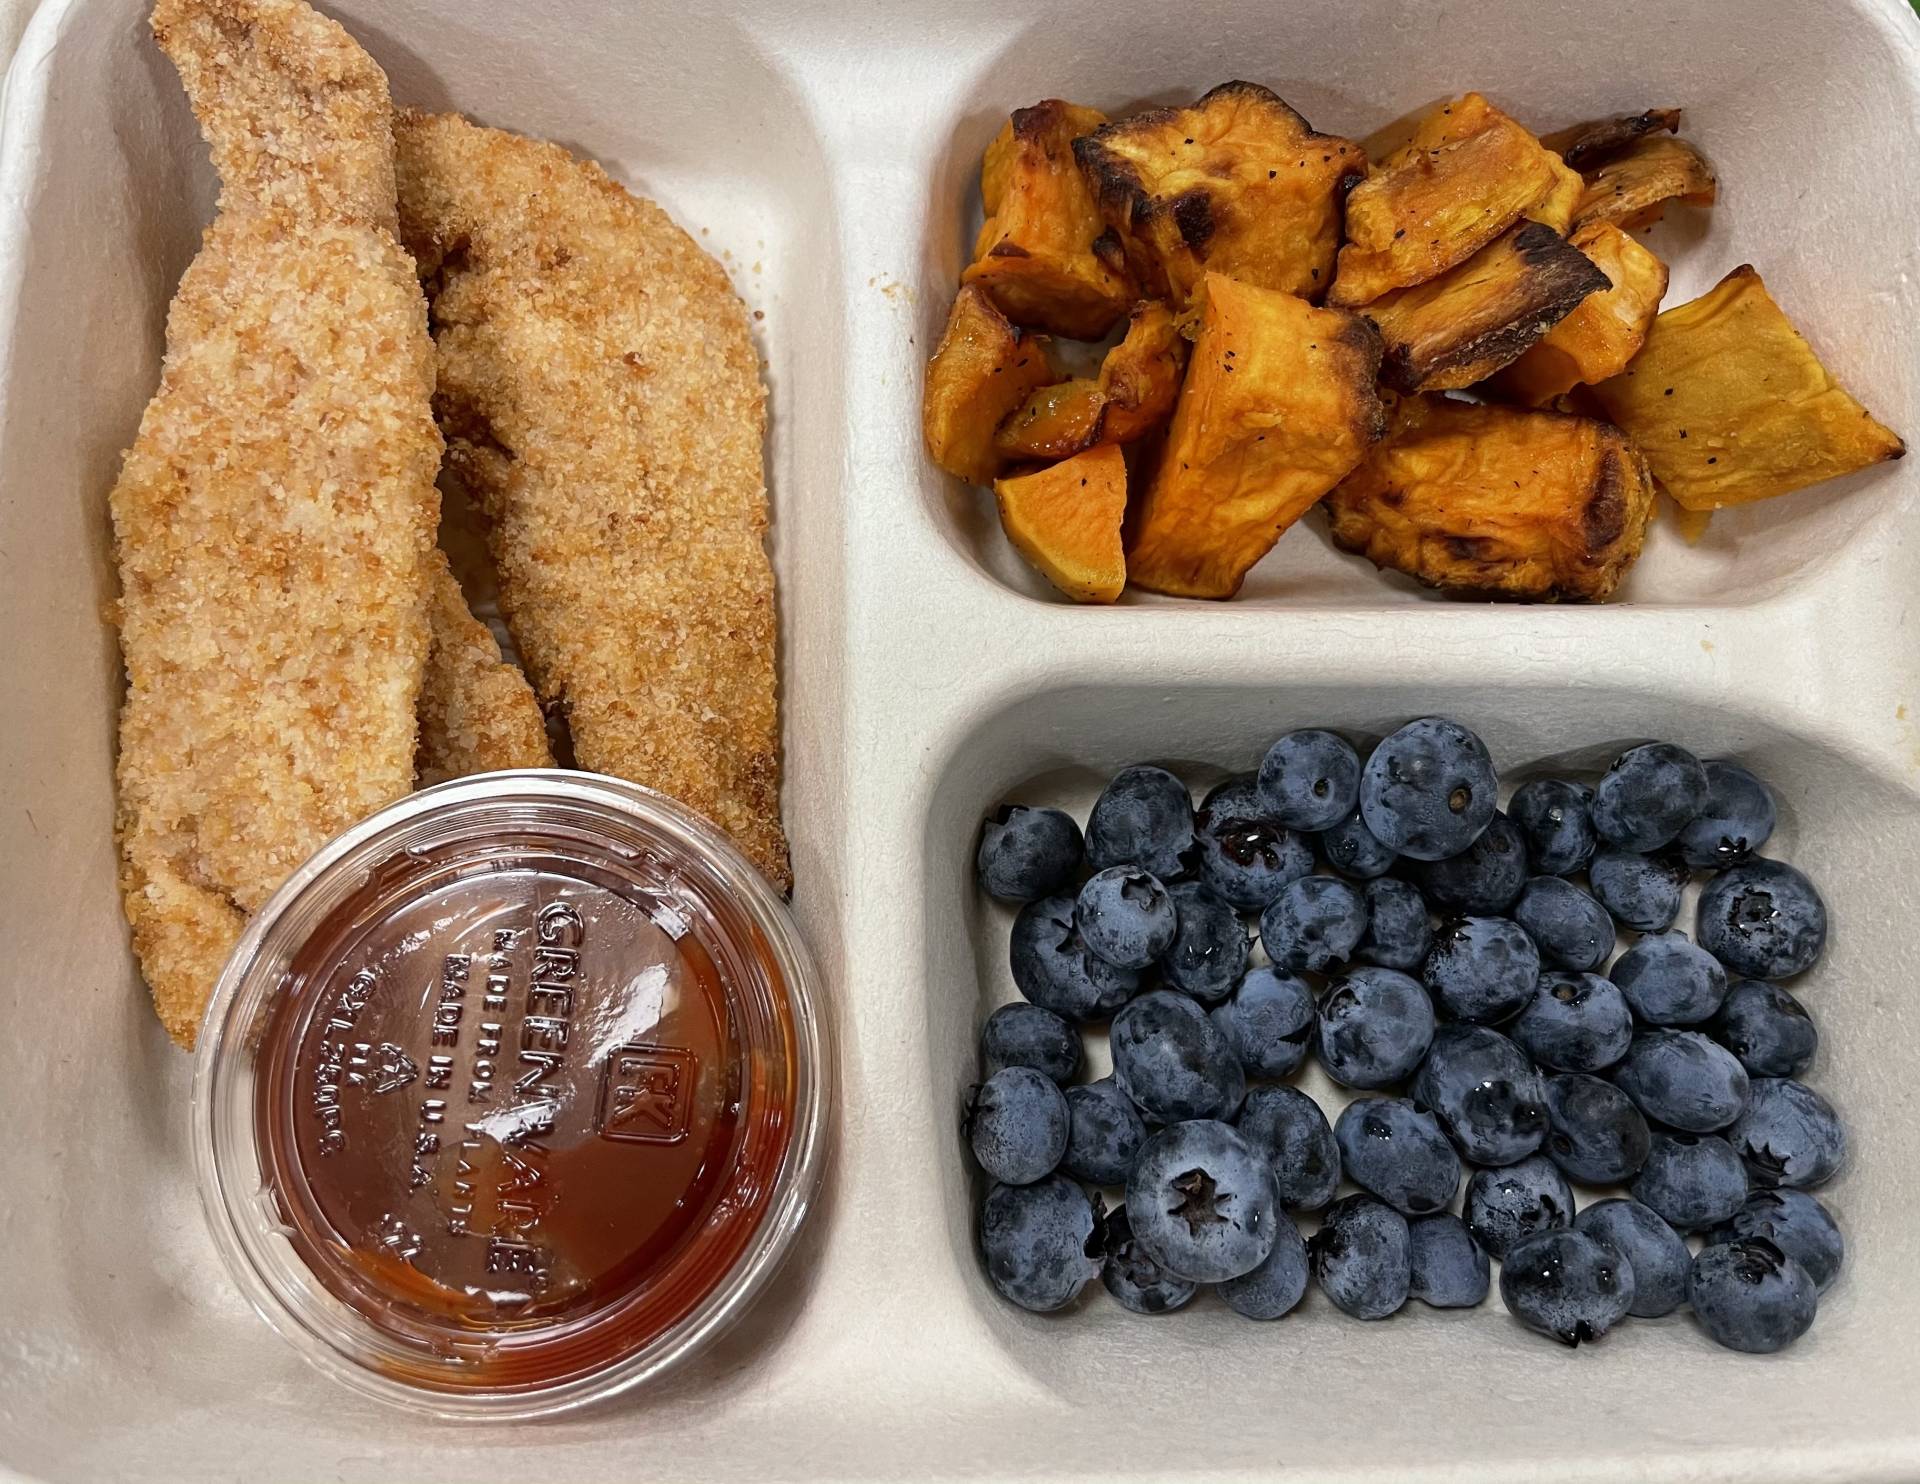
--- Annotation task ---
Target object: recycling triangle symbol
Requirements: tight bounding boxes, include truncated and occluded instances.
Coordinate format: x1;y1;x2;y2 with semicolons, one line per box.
347;1041;419;1096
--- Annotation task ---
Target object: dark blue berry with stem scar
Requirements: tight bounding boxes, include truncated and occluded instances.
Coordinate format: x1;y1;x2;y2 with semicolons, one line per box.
1509;778;1597;876
1512;876;1614;972
1588;847;1688;932
1501;1229;1635;1346
1061;1078;1146;1187
1408;1213;1488;1308
1086;765;1194;878
1356;877;1431;970
1612;932;1729;1027
1675;759;1776;871
1191;775;1314;909
1422;915;1539;1025
1126;1120;1280;1283
1159;882;1249;1004
1076;866;1176;970
1614;1030;1750;1132
1688;1238;1817;1353
1309;1195;1412;1319
1592;741;1709;852
1317;966;1435;1090
1217;1214;1311;1319
981;1002;1080;1083
1099;1205;1198;1315
1464;1155;1573;1260
1257;728;1361;832
966;1067;1069;1185
1632;1132;1748;1231
1710;980;1817;1078
1318;805;1398;880
980;1175;1102;1312
1510;971;1633;1073
1260;875;1368;973
1111;991;1246;1123
1236;1084;1341;1211
1209;966;1315;1079
1709;1188;1844;1293
1334;1097;1462;1216
1410;811;1527;915
1727;1078;1846;1189
1009;895;1140;1022
977;804;1084;902
1413;1024;1548;1166
1576;1197;1692;1317
1542;1073;1650;1184
1698;859;1827;980
1359;717;1498;862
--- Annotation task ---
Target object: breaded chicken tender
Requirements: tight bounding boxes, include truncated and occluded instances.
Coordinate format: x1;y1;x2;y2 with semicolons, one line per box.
417;549;554;786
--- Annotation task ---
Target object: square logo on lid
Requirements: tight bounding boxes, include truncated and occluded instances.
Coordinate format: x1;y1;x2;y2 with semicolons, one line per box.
596;1043;694;1144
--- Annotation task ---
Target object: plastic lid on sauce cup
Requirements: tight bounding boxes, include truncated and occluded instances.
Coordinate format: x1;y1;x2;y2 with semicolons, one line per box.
191;771;830;1419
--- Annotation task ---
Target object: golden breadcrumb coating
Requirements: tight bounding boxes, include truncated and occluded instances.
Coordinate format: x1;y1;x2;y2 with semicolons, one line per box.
417;549;554;785
394;110;790;891
113;0;441;1048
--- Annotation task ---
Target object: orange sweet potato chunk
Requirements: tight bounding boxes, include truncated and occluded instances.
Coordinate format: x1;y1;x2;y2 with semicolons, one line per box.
995;443;1128;603
1571;134;1716;232
996;301;1190;460
1542;107;1682;171
922;285;1054;484
1494;221;1669;405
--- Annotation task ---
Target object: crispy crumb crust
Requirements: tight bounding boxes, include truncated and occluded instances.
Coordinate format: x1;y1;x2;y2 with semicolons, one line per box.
417;549;554;785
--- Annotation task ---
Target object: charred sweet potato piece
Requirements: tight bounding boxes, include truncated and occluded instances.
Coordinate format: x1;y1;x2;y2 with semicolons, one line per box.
1126;274;1386;598
1590;265;1906;510
923;285;1055;484
995;380;1105;461
1330;93;1583;308
1494;222;1669;405
1363;221;1610;393
1542;108;1682;171
1572;135;1716;232
964;100;1135;339
996;301;1190;460
1324;394;1656;600
995;443;1128;602
1073;81;1362;309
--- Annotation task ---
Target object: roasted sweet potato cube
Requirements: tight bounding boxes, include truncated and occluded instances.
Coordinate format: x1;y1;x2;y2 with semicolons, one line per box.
1590;265;1906;510
1073;81;1362;309
923;285;1055;484
1494;222;1669;405
1323;394;1656;601
997;301;1192;460
1330;93;1584;308
963;100;1135;339
1572;135;1716;232
1125;274;1385;598
1542;107;1682;171
995;444;1129;603
994;379;1106;461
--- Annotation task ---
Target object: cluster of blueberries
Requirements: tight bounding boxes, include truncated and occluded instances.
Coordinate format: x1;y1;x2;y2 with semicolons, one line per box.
968;718;1844;1353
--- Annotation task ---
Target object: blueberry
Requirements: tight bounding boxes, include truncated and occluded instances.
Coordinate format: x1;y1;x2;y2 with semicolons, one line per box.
1412;1025;1548;1166
1510;971;1634;1073
977;804;1083;902
1216;1214;1311;1319
1110;991;1246;1123
1709;1189;1844;1293
1099;1204;1199;1314
1689;1238;1817;1353
1421;915;1540;1025
1710;980;1817;1078
1675;760;1776;871
1009;895;1140;1022
1542;1073;1650;1185
1191;776;1315;909
1726;1078;1846;1189
1698;859;1827;980
1209;966;1315;1080
1156;881;1248;1005
1309;1194;1412;1319
1257;728;1362;832
1086;765;1194;879
1511;876;1615;973
1335;1097;1462;1216
1317;806;1399;880
981;1003;1080;1083
1592;742;1708;852
1409;812;1527;915
966;1067;1070;1185
1061;1078;1147;1187
1464;1155;1573;1260
1356;877;1431;970
980;1175;1101;1312
1260;875;1368;974
1500;1229;1634;1346
1317;967;1436;1090
1613;1030;1750;1133
1235;1084;1341;1211
1408;1213;1489;1308
1359;717;1498;862
1631;1132;1748;1232
1575;1197;1692;1317
1509;778;1597;876
1076;866;1176;970
1612;932;1729;1027
1588;848;1688;932
1126;1120;1280;1282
